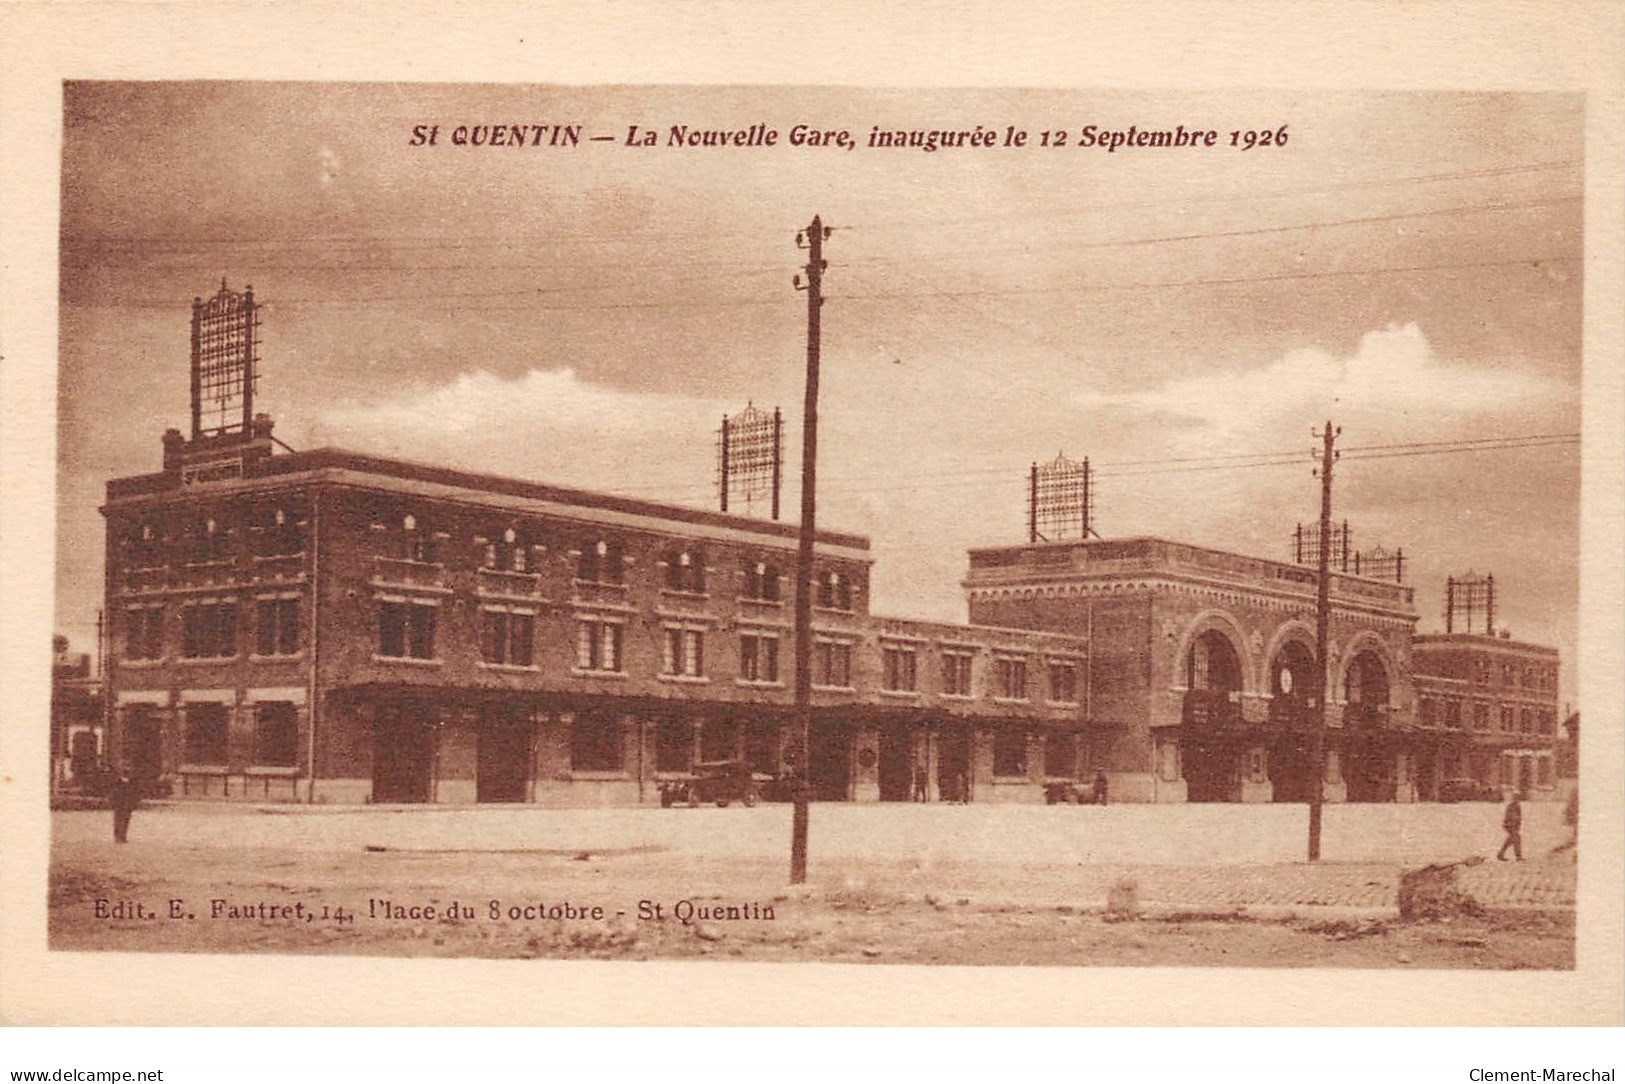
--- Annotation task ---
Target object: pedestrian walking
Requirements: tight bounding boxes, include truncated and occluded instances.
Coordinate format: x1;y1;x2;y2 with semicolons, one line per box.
1093;769;1109;806
1497;791;1524;861
109;767;139;843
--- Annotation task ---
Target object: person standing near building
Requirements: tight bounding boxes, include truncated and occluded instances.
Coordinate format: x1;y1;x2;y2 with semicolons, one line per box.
912;756;929;802
1497;790;1524;861
1093;769;1109;806
109;767;139;843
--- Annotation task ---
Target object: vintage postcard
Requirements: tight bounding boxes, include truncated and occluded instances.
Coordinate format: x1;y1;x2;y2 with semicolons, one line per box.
4;4;1622;1031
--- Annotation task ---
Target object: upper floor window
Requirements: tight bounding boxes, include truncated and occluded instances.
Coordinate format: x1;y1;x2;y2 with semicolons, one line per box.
1500;705;1516;733
1420;698;1438;727
1443;699;1462;729
123;605;164;661
740;633;779;683
181;600;238;659
577;538;624;585
481;608;535;667
576;619;624;672
396;514;439;563
481;526;530;573
378;599;436;660
995;657;1029;700
663;548;706;594
662;627;705;678
942;652;974;697
1472;702;1491;732
255;506;305;558
817;570;853;611
1502;662;1517;687
814;640;853;688
882;646;918;692
127;523;164;568
1048;661;1078;703
1519;708;1532;734
190;516;230;564
255;597;300;657
743;561;781;602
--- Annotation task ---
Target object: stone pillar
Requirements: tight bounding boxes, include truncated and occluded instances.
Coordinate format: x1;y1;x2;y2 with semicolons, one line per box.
1323;747;1348;803
852;724;881;802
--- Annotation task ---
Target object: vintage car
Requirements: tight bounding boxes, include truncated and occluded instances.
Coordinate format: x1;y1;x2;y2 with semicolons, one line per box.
658;758;760;808
1043;778;1105;805
1438;777;1503;803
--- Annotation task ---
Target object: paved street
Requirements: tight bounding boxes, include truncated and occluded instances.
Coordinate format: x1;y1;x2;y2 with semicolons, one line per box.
51;799;1576;914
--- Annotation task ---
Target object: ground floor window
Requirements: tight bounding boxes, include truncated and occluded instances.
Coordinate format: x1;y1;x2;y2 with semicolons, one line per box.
993;728;1027;777
1043;732;1076;777
184;702;228;765
1537;756;1553;787
571;713;623;772
254;701;299;767
655;717;692;772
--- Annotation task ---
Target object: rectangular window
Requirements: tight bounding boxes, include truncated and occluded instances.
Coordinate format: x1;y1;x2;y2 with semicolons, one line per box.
253;701;299;767
995;657;1029;700
1421;698;1437;727
1539;710;1555;735
1048;662;1078;703
256;597;300;656
1500;705;1515;733
994;728;1027;777
814;641;852;688
1519;708;1532;734
1472;702;1490;732
181;601;238;659
882;646;917;692
663;628;704;677
124;606;163;660
570;712;623;772
576;619;623;672
739;633;779;683
655;717;692;772
1537;757;1553;786
942;652;973;697
1443;699;1462;729
481;609;534;667
1043;732;1076;778
378;600;436;660
184;703;228;765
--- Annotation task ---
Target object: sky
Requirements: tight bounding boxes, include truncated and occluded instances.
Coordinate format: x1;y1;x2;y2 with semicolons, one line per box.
56;83;1583;705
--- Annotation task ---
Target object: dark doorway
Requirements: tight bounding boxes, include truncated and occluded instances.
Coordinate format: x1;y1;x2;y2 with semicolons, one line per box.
1270;739;1315;803
877;725;911;802
373;702;434;803
1343;741;1394;802
477;705;531;803
937;724;972;803
807;719;851;801
126;707;164;786
1183;739;1238;802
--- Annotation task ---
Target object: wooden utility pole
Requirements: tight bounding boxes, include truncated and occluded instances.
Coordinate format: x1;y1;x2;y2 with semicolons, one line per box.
790;215;828;884
1309;420;1339;861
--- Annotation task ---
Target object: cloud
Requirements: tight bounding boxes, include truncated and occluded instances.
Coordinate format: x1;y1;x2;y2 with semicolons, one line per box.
1082;323;1575;452
307;368;729;493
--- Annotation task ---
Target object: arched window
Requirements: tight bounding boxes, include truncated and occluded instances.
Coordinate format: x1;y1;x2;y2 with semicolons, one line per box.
402;514;436;563
663;548;705;593
482;526;531;572
743;560;781;602
817;569;852;610
577;538;624;585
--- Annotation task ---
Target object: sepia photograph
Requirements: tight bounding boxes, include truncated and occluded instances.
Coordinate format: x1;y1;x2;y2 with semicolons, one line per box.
45;81;1590;977
4;1;1622;1043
